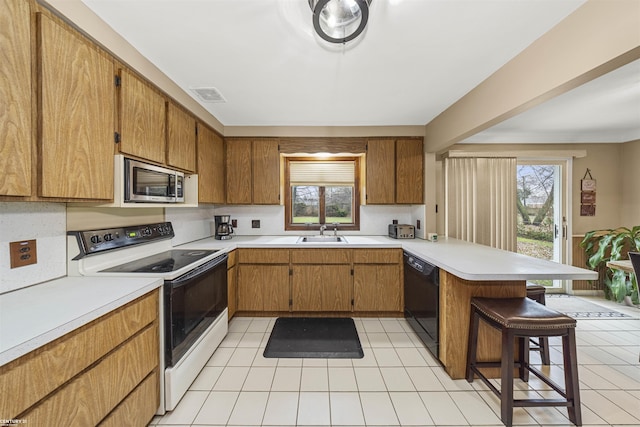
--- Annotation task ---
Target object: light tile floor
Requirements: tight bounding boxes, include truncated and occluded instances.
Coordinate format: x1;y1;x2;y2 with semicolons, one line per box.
151;296;640;426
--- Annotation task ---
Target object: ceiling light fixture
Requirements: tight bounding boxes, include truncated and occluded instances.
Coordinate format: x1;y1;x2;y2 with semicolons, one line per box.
309;0;372;44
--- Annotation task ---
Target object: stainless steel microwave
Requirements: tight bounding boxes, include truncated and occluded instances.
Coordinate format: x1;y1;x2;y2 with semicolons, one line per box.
124;158;184;203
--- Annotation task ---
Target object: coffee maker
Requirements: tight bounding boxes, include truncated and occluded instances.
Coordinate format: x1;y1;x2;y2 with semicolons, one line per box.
214;215;233;240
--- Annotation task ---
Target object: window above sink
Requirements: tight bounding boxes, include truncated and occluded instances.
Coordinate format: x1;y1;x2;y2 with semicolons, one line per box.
284;156;361;232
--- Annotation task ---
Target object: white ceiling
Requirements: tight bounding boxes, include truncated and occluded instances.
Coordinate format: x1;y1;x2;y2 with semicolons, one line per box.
81;0;639;143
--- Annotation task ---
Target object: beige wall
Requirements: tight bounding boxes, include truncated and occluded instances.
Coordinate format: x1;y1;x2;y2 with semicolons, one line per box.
620;139;640;228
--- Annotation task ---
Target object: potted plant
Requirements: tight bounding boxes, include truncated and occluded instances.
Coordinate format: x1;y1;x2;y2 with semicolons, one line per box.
580;226;639;305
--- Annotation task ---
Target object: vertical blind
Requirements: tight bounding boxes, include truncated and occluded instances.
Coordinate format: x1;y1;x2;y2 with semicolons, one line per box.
289;161;355;186
444;157;517;251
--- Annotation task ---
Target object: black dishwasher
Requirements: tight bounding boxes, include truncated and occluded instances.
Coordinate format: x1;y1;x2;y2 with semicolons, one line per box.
404;251;440;359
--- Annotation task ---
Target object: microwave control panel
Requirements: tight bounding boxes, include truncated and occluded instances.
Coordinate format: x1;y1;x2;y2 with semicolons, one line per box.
68;222;174;258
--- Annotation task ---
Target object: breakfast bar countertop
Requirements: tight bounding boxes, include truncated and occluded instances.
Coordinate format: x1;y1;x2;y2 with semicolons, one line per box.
178;235;598;282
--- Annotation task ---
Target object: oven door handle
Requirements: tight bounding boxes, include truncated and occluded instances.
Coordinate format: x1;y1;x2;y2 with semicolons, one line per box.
169;253;228;287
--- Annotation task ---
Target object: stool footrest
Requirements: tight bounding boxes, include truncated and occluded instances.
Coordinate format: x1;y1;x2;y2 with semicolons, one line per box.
515;399;573;408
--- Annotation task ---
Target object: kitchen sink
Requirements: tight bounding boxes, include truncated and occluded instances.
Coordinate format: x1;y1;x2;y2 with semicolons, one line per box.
296;236;348;243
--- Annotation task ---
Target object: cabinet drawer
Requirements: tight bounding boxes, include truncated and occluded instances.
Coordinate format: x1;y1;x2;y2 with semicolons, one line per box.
23;325;158;426
291;249;352;264
0;291;158;418
99;370;159;427
238;248;289;264
353;249;401;264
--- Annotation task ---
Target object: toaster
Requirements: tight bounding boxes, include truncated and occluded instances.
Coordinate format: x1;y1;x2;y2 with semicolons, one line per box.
388;224;415;239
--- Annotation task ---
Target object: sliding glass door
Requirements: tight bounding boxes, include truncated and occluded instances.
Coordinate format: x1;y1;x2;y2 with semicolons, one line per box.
516;161;568;291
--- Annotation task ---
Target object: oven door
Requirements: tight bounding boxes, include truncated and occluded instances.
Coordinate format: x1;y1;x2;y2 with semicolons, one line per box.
165;253;227;366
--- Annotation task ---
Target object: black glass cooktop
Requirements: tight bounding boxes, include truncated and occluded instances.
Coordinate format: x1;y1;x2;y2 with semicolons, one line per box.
100;249;215;273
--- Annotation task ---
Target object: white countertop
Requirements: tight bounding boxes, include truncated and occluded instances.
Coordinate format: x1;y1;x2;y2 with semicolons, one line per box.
0;276;162;366
178;235;598;282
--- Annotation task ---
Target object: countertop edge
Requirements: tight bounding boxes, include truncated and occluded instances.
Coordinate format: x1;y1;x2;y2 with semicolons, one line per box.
179;235;599;281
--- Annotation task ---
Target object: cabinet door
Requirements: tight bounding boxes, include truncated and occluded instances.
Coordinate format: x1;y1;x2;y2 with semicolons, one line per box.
166;101;196;172
252;138;280;204
39;13;114;199
395;138;423;204
197;124;224;203
366;139;395;204
119;68;166;164
237;264;289;311
227;264;237;319
353;264;402;312
225;138;252;204
322;265;352;311
292;265;351;312
291;265;324;311
237;265;263;311
0;0;31;196
262;265;290;311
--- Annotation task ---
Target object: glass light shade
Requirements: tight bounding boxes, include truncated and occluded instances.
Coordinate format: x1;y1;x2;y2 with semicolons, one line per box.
309;0;371;44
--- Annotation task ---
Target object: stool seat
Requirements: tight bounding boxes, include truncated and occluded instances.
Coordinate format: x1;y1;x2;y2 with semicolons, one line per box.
471;297;576;330
466;296;581;427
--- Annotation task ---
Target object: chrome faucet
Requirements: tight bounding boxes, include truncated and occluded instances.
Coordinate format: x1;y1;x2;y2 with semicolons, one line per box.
333;223;339;236
319;224;327;236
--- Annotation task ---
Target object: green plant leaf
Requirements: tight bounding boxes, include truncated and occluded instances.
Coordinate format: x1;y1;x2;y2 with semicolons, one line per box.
588;233;615;269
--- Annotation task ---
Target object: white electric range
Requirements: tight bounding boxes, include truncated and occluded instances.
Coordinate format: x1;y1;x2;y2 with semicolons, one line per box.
67;222;228;413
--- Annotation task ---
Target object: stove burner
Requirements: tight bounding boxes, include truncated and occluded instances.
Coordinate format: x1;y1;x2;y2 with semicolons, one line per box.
100;249;216;273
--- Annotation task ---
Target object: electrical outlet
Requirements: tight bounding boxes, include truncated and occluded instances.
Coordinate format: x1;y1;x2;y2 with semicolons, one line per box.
416;220;421;230
392;219;398;224
252;220;260;228
10;240;37;268
231;219;238;228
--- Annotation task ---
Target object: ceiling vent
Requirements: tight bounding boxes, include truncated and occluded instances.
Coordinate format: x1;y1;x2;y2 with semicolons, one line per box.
190;87;226;103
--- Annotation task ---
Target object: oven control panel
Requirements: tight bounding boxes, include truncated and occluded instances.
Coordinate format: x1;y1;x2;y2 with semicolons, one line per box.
68;222;174;258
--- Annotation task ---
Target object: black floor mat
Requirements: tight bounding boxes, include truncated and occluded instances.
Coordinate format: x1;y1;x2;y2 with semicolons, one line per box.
263;317;364;359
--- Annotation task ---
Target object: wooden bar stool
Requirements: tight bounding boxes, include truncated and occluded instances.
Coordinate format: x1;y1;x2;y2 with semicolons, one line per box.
526;283;551;365
466;297;581;427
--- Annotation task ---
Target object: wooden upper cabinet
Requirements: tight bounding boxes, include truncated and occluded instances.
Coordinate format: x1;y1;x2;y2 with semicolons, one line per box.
225;138;252;204
366;138;423;205
252;138;280;204
38;13;115;199
166;101;196;172
118;68;166;164
225;138;280;205
395;138;423;204
0;0;32;196
366;139;395;204
197;123;224;204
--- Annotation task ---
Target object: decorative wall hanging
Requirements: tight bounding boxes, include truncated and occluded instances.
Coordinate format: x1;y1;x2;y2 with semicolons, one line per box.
580;169;596;216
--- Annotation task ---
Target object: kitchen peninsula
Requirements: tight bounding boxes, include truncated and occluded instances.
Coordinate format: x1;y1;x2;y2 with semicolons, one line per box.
179;235;598;379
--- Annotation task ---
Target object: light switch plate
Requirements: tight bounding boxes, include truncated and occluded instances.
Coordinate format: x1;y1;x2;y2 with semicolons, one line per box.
10;240;37;268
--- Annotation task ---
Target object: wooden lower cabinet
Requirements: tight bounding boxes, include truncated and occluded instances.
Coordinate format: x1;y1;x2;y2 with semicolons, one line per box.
234;248;403;315
353;249;403;312
0;291;159;425
353;264;402;311
237;264;290;311
291;249;352;312
291;265;352;311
